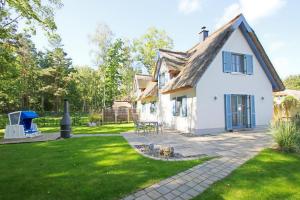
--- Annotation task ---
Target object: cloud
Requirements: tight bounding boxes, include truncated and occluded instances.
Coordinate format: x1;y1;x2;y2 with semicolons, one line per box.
178;0;201;14
215;0;286;28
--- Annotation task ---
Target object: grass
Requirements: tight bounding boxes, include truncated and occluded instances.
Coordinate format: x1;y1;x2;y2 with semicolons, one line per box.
0;137;207;200
39;123;135;134
0;123;134;139
193;149;300;200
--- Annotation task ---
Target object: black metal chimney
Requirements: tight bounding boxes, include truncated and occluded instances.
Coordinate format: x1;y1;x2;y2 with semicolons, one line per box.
60;99;71;138
199;26;209;41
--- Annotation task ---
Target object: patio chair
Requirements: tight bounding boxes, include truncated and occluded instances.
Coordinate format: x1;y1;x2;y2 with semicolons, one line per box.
132;113;146;135
158;122;164;134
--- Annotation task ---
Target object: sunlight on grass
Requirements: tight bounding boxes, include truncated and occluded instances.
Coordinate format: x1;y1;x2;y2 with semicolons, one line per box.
193;149;300;200
0;137;206;200
0;129;3;139
39;123;134;134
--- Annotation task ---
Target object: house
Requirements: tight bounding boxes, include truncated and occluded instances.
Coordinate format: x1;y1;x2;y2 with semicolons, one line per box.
134;14;284;135
274;89;300;104
112;101;132;110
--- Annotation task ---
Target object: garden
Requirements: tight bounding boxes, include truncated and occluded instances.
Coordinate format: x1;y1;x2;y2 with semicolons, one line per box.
192;95;300;200
0;136;207;200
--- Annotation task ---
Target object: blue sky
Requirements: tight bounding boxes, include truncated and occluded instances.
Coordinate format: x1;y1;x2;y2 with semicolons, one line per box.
32;0;300;78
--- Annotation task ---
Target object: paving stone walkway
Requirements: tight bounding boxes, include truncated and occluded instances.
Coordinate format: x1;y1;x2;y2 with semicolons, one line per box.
72;133;122;137
122;131;273;200
0;133;60;144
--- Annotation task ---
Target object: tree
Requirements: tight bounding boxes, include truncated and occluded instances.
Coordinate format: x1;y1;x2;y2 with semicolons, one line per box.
1;0;62;32
89;23;113;66
284;75;300;90
102;39;131;107
15;33;41;109
39;46;73;112
281;96;299;118
69;66;100;112
133;27;173;74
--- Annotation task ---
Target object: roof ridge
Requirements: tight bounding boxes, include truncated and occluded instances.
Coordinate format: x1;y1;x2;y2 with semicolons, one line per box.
159;48;187;55
187;13;243;54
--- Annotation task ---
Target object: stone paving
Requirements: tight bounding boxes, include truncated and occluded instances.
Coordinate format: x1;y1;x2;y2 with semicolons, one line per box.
122;131;273;200
0;133;60;144
72;133;122;137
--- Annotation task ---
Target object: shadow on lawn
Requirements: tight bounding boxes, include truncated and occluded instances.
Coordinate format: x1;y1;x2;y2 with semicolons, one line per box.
0;137;203;200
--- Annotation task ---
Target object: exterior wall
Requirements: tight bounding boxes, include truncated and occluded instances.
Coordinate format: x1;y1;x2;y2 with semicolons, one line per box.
136;100;158;122
195;28;273;134
157;61;197;133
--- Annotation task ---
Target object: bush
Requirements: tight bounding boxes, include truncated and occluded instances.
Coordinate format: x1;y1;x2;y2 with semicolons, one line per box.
272;120;300;152
88;113;101;124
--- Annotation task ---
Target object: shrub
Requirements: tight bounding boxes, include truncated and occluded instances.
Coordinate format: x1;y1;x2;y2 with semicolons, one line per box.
281;95;299;118
272;120;300;152
88;113;101;124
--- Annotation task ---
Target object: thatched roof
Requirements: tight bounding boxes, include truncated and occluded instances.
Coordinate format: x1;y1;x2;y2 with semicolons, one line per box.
155;14;284;93
134;74;153;90
139;81;158;101
135;74;153;81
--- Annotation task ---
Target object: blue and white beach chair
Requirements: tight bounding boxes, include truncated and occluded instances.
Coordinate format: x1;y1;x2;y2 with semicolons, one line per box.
4;111;40;139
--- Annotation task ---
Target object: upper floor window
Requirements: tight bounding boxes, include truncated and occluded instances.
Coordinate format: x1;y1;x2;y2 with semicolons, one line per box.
231;53;245;73
223;51;253;75
159;72;165;88
141;103;146;113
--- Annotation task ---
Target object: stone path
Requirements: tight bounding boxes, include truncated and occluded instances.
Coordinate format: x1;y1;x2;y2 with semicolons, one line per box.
122;131;273;200
0;131;129;144
0;133;60;144
72;133;122;137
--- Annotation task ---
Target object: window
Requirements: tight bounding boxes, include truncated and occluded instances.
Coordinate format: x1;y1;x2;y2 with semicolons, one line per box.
159;72;165;88
142;103;146;112
172;96;187;117
231;53;245;73
223;51;253;75
150;102;157;114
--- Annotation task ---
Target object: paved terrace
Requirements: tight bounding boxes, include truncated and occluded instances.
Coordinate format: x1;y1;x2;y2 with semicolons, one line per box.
122;131;273;200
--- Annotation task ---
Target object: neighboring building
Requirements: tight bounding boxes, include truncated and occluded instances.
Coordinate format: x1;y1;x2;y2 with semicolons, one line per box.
112;101;132;110
274;89;300;104
134;14;284;135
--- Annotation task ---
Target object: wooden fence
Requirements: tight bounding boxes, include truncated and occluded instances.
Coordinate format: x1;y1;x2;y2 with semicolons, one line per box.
102;108;137;123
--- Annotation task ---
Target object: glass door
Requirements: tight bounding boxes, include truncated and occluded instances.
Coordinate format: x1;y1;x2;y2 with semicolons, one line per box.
231;95;249;129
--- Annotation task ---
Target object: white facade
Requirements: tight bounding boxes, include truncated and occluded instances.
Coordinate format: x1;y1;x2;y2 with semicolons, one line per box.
135;26;277;135
195;29;273;134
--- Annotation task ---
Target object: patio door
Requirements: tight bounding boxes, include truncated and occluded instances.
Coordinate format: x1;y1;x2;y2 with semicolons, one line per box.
225;94;255;131
231;95;248;129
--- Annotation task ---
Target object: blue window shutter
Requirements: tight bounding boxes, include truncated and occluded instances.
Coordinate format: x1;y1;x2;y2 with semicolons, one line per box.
182;96;187;117
245;54;253;75
224;94;233;131
172;98;176;116
223;51;232;73
250;95;256;128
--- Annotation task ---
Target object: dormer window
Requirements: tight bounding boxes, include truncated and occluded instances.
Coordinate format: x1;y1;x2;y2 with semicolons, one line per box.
159;72;166;88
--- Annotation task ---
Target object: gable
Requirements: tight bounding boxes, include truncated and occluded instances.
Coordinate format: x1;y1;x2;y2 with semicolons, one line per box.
198;28;273;93
160;14;284;94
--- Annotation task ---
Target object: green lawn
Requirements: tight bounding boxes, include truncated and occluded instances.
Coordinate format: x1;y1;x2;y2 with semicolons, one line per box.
0;123;134;139
194;149;300;200
39;123;135;134
0;137;207;200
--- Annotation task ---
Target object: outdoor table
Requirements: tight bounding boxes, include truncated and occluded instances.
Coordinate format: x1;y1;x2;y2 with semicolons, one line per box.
139;121;159;134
